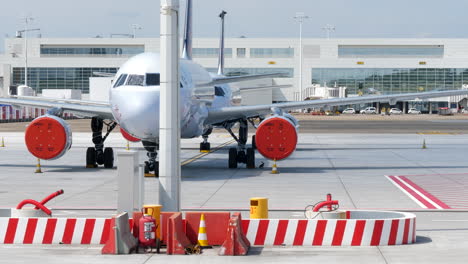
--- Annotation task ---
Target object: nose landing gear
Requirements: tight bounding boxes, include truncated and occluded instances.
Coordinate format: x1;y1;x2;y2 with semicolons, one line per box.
86;117;116;169
143;141;159;177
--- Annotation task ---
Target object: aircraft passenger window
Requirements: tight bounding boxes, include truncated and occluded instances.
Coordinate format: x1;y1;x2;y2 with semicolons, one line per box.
126;75;145;86
113;74;128;88
146;73;160;86
215;86;225;96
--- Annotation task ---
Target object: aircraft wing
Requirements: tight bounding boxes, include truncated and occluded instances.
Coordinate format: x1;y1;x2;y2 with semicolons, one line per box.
205;89;468;124
0;97;113;119
196;73;283;87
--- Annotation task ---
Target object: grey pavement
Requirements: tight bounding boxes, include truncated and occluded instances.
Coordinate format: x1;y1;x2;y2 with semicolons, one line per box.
0;131;468;263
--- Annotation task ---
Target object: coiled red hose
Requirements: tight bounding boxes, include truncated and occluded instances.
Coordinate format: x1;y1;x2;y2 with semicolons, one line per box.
35;189;64;208
16;199;52;216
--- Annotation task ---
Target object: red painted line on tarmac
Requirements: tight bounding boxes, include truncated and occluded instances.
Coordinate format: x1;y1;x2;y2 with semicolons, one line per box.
331;220;347;246
388;175;436;209
42;218;57;244
370;220;384;246
399;176;451;209
23;218;38;244
312;220;327;246
293;220;308;246
254;220;269;245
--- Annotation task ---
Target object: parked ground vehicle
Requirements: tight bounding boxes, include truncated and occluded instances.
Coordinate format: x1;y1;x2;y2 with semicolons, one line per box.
408;108;421;114
389;108;403;115
342;108;356;114
360;107;377;114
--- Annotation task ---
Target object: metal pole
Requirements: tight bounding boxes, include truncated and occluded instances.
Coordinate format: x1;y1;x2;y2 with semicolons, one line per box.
299;20;303;101
159;0;181;212
24;18;29;86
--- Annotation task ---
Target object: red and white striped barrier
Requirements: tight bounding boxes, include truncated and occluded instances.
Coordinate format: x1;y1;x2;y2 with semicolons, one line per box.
242;211;416;246
0;218;111;244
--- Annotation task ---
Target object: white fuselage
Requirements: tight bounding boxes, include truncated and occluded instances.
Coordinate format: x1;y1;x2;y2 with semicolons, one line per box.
109;52;232;141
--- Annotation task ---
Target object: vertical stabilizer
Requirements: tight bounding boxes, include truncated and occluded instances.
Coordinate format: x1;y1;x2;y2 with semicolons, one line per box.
182;0;192;60
217;10;227;76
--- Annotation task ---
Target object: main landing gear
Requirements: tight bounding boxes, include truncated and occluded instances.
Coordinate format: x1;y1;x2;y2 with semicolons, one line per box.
226;119;256;169
143;141;159;176
86;117;117;168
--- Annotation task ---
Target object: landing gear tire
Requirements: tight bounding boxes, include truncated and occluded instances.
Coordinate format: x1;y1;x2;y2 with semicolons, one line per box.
252;135;256;150
144;161;159;176
86;147;97;168
200;142;211;152
103;147;114;168
228;148;238;169
246;148;255;169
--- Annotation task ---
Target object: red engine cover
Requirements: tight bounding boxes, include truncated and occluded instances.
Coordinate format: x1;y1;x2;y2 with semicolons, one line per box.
120;127;141;142
255;116;298;160
25;116;72;160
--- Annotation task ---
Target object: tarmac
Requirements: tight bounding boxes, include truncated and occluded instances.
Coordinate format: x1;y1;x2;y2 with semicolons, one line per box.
1;115;468;263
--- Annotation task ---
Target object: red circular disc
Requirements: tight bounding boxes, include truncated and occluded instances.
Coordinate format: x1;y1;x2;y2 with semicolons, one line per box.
255;117;298;160
25;116;68;160
120;127;141;142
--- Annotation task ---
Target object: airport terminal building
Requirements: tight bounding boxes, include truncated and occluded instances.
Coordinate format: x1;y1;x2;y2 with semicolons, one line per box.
2;37;468;112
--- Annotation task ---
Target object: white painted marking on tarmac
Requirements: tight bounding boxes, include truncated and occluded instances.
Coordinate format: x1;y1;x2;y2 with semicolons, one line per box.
283;219;298;245
341;220;356;246
432;220;468;222
263;219;278;246
385;175;427;209
32;218;48;244
396;176;443;209
0;218;9;243
71;218;85;244
13;218;27;244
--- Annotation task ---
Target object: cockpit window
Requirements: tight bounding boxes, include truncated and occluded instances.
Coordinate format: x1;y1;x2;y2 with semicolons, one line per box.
146;73;160;86
113;74;127;88
126;75;145;86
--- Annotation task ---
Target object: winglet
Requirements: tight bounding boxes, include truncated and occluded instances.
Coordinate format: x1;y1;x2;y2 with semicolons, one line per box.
217;10;227;76
182;0;193;60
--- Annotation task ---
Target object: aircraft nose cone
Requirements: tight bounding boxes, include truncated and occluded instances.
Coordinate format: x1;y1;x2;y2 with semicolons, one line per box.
112;86;160;139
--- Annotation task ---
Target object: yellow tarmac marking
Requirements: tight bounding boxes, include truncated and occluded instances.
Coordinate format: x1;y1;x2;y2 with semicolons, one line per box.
417;131;462;135
181;139;235;166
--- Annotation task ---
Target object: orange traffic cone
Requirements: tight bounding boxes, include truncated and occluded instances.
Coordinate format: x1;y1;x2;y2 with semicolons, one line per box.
197;214;210;248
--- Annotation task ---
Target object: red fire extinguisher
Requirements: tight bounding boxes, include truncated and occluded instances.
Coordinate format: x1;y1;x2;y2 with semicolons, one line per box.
139;214;156;248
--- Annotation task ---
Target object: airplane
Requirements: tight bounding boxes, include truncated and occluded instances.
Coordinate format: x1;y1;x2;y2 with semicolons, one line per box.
2;0;468;175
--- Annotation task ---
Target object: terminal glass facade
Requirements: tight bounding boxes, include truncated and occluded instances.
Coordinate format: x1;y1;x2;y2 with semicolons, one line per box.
312;68;468;94
13;67;118;93
192;48;232;58
208;68;293;78
40;45;144;57
338;45;444;58
250;48;294;58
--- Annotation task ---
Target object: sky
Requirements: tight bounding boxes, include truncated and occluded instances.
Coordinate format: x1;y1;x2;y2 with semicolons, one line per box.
1;0;468;52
